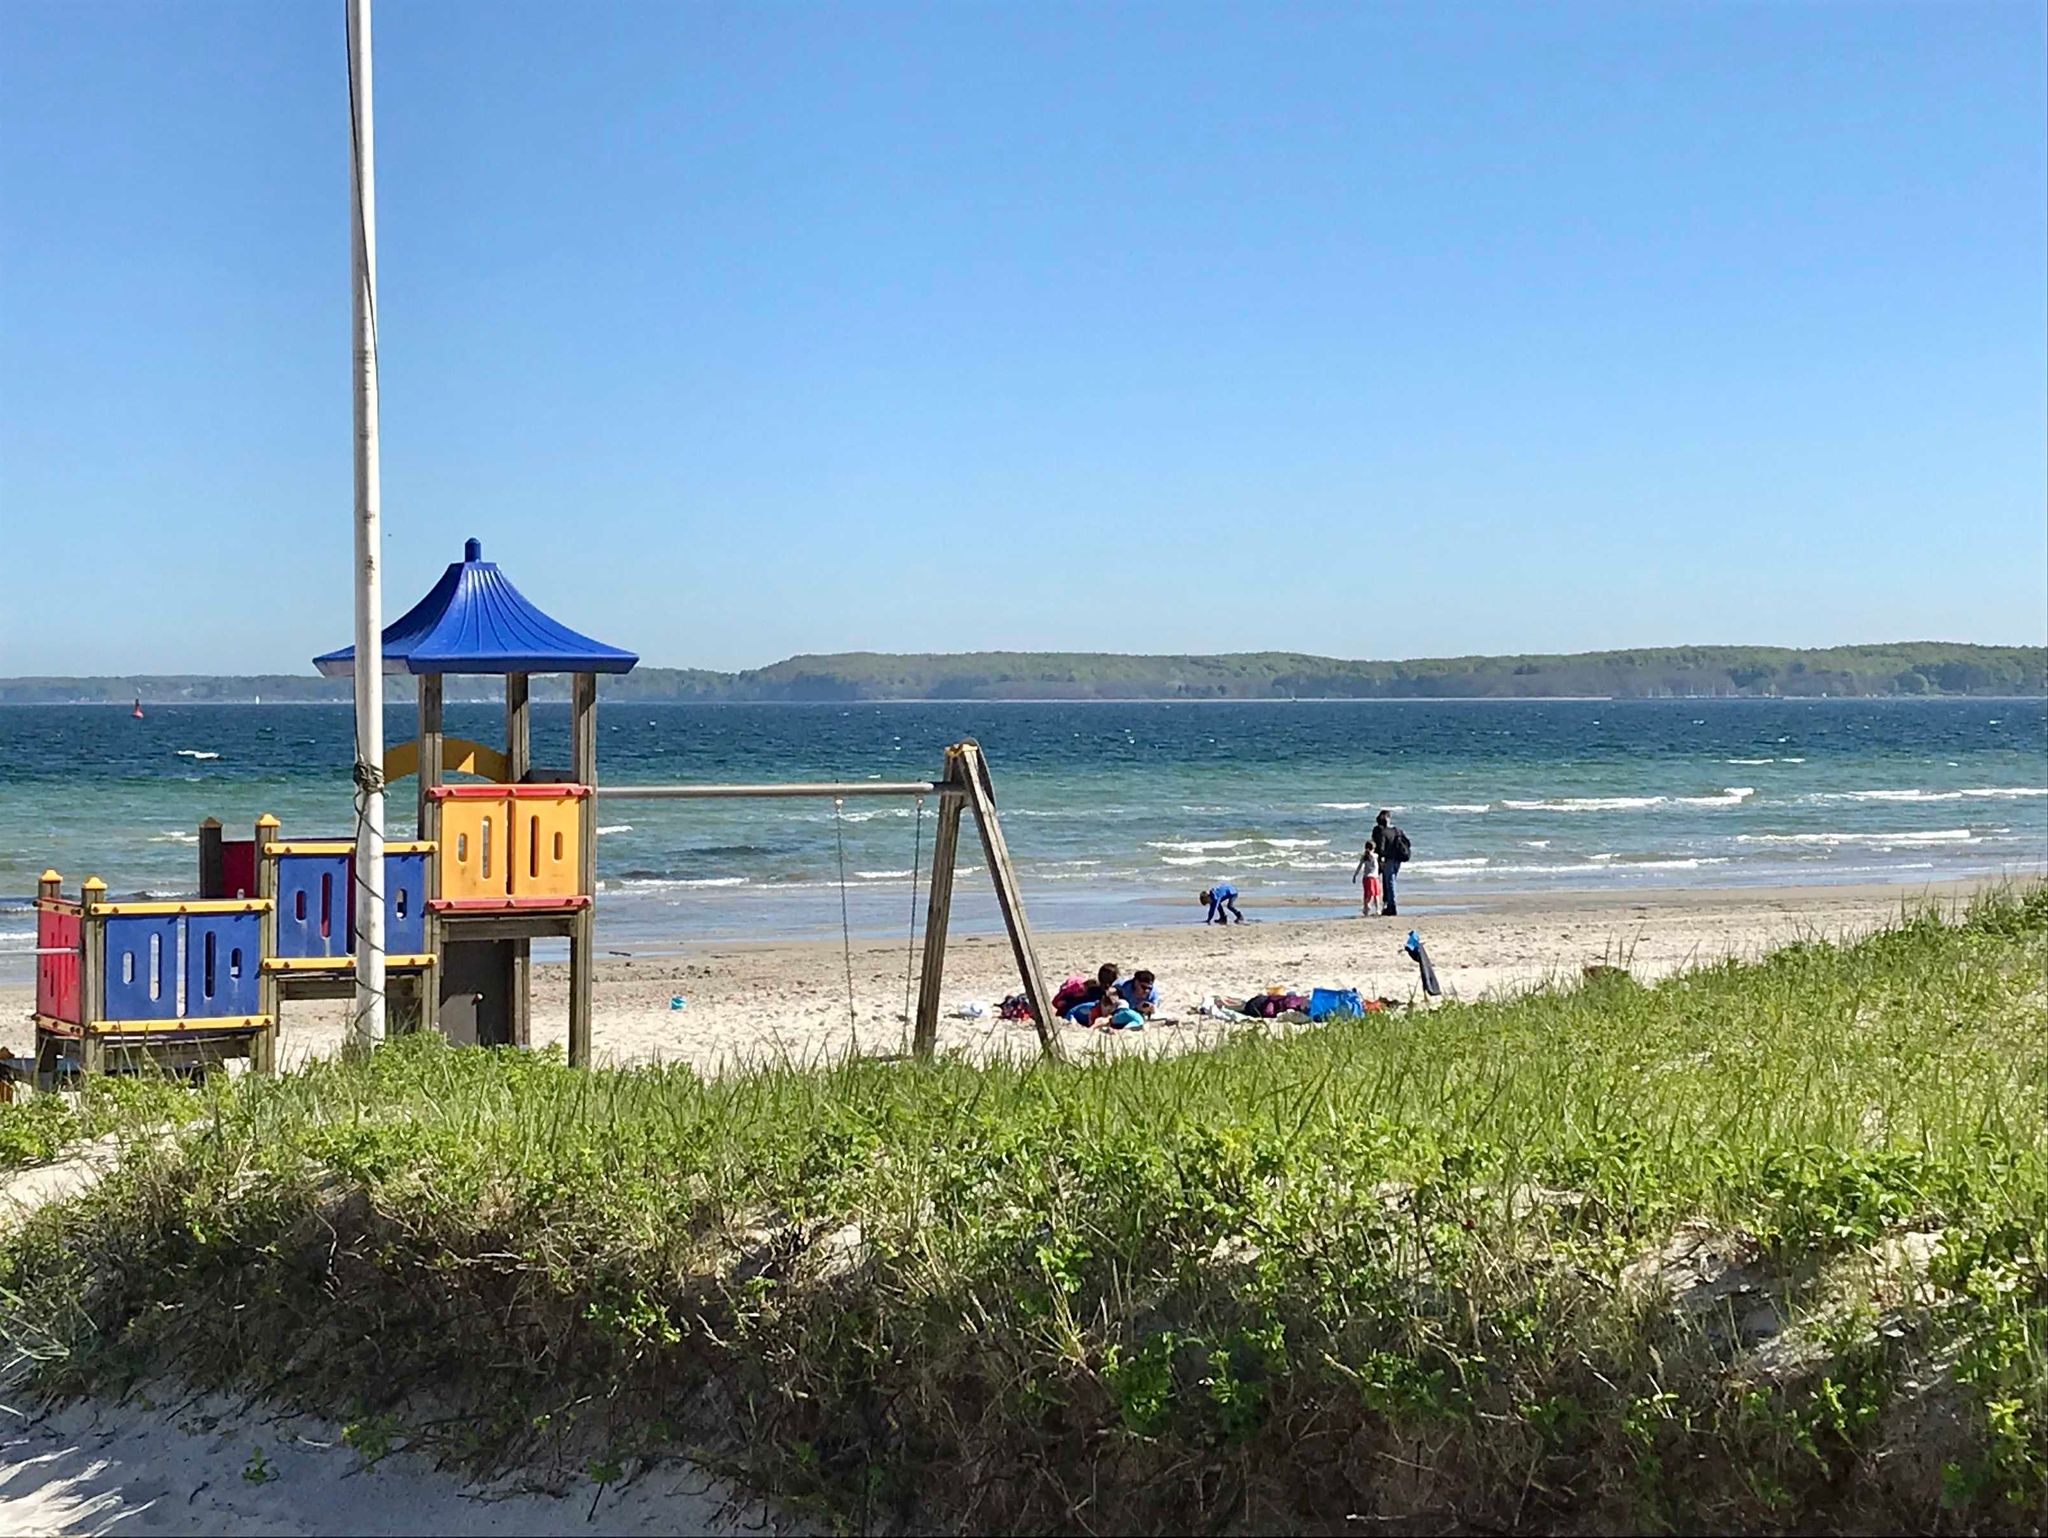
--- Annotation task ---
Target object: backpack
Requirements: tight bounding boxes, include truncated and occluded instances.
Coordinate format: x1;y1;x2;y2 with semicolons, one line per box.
1051;975;1091;1015
1386;826;1412;862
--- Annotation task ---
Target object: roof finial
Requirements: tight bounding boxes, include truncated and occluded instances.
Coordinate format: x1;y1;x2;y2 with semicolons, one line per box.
464;537;482;561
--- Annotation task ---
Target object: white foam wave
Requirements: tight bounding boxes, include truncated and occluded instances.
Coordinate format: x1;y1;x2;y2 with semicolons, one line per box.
610;875;749;890
175;748;220;761
1812;786;2046;804
597;824;634;835
1725;757;1775;765
856;869;914;880
1501;795;1666;812
1521;839;1551;849
1314;802;1375;811
1147;839;1256;853
1432;803;1492;814
148;830;199;844
1675;787;1755;806
1737;829;1977;847
1414;857;1489;871
1265;837;1331;849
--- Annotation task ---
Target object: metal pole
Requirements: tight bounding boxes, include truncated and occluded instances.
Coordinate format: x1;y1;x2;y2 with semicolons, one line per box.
347;0;386;1052
594;781;947;801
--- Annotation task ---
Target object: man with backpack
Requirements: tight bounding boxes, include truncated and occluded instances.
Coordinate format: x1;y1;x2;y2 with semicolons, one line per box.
1371;810;1412;917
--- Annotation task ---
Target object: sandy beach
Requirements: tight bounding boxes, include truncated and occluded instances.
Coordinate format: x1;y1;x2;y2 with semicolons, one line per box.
3;876;2006;1076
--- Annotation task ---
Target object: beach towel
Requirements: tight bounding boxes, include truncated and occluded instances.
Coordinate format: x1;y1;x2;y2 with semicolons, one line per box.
1404;930;1441;997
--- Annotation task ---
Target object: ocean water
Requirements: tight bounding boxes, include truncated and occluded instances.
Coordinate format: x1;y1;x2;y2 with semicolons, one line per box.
1;698;2042;976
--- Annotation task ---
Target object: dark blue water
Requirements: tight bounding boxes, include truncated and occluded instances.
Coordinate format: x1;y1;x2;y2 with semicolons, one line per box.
2;698;2042;974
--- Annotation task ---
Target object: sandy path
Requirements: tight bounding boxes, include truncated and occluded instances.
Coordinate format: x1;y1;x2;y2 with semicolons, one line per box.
0;1397;777;1536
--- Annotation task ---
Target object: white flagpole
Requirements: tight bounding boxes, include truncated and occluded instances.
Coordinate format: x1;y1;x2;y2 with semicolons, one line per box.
347;0;386;1052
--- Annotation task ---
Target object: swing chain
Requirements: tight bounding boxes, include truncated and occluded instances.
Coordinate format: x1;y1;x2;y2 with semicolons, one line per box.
903;796;924;1038
832;797;857;1043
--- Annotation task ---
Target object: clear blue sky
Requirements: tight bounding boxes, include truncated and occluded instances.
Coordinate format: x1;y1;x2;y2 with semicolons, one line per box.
2;1;2043;675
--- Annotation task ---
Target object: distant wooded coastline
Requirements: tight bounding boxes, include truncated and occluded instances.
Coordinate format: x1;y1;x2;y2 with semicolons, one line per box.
4;643;2041;704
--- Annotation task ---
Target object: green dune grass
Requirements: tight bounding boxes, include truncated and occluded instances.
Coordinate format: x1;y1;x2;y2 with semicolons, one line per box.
4;886;2044;1533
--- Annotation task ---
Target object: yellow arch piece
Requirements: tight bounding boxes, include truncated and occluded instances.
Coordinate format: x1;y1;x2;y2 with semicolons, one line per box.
382;737;510;784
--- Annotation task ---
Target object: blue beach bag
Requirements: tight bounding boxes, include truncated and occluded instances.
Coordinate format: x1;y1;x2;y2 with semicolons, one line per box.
1307;988;1364;1021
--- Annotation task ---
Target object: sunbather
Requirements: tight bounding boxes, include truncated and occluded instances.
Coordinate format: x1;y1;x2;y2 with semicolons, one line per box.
1116;969;1159;1019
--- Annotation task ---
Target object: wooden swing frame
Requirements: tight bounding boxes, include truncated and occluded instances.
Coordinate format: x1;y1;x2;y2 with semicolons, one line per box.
595;740;1063;1062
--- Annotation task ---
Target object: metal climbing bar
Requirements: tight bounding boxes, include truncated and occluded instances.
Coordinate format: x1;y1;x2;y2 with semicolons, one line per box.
595;781;948;800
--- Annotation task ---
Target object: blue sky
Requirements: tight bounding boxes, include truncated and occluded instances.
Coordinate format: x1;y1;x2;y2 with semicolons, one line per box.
2;1;2043;675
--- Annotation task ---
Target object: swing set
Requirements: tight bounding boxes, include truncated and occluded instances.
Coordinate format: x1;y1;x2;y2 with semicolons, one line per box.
597;738;1064;1062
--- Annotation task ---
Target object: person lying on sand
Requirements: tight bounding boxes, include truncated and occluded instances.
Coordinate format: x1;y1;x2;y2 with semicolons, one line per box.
1061;964;1122;1023
1116;969;1159;1019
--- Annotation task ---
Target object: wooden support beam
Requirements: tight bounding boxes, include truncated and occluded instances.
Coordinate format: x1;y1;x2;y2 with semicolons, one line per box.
417;673;445;841
955;741;1062;1063
568;671;598;1069
78;878;105;1077
252;814;280;1074
910;766;966;1059
505;672;532;1046
197;818;224;899
596;781;947;801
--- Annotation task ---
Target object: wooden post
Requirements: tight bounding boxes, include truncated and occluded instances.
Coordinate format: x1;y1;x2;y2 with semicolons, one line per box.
417;676;445;1044
78;876;106;1077
911;772;967;1059
505;672;532;1047
35;871;62;1084
197;818;224;898
417;673;445;840
252;814;281;1074
567;671;598;1067
956;741;1062;1062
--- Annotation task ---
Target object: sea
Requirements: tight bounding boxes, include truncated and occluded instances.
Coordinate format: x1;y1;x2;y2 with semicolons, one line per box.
2;698;2043;979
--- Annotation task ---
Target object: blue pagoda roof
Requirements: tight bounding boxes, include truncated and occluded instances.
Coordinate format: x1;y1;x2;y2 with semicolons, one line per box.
314;538;639;677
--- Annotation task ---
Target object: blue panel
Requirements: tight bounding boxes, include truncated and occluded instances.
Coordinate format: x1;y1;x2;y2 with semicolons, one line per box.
102;914;179;1019
314;538;637;677
182;910;263;1017
275;852;352;959
384;850;429;956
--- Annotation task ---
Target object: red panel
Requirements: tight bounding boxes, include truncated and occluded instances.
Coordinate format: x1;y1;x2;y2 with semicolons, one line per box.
219;840;257;899
36;906;82;1025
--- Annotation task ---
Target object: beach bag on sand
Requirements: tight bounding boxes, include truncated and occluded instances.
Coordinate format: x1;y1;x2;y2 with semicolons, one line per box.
1307;988;1364;1021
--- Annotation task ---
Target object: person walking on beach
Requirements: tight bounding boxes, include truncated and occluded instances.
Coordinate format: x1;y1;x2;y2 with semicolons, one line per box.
1352;841;1383;916
1370;810;1411;917
1200;885;1246;924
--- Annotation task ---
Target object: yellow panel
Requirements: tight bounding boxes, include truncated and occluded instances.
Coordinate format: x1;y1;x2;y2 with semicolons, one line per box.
263;954;435;973
438;795;511;900
93;1015;273;1035
384;737;509;783
509;791;586;899
94;899;271;916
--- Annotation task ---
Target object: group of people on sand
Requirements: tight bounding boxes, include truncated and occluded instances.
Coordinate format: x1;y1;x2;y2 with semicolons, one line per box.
1200;809;1412;924
1055;963;1158;1030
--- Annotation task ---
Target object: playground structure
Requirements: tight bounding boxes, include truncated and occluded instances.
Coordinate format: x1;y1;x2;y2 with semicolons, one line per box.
29;538;1060;1079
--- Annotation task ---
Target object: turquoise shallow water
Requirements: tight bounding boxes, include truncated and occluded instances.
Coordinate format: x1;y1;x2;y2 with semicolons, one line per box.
1;698;2042;976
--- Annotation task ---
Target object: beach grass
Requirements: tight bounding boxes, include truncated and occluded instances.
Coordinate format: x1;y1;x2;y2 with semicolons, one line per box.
3;885;2044;1533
